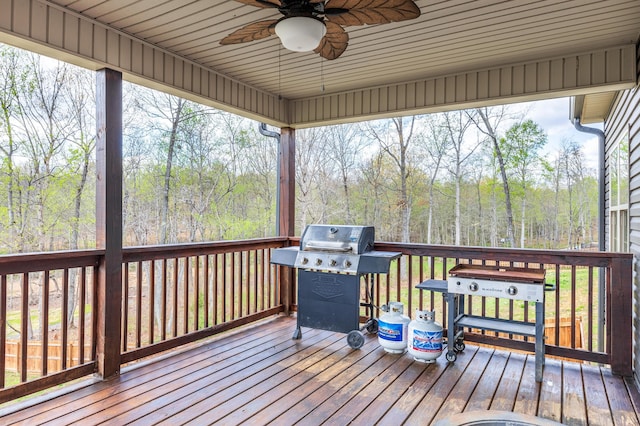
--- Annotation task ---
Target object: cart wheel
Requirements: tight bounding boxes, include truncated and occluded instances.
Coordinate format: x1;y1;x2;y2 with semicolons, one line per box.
446;350;457;362
347;330;365;349
454;341;465;352
292;327;302;340
366;319;379;334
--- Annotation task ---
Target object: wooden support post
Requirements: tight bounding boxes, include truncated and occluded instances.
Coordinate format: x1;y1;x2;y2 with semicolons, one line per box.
609;255;633;376
95;68;123;379
279;127;295;314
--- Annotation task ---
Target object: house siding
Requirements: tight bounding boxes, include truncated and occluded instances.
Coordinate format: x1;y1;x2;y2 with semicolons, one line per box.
604;44;640;379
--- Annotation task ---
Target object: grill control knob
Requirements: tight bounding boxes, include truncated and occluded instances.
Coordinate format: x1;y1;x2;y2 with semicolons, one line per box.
344;260;352;268
301;258;309;265
507;286;518;296
468;282;479;292
329;259;337;266
315;258;323;266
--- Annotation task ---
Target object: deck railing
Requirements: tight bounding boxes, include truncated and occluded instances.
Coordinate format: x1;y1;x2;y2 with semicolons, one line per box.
0;250;102;403
0;239;632;404
364;243;632;374
120;238;286;364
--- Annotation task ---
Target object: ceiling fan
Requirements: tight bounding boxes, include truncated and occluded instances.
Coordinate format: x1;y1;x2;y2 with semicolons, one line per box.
220;0;421;60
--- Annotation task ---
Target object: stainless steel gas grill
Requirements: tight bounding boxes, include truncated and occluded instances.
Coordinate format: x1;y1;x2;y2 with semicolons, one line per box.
271;225;401;349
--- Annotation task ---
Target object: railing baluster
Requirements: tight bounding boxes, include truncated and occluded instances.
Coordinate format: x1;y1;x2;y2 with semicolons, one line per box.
204;255;210;327
245;251;250;316
20;273;28;383
62;269;69;370
122;264;129;352
183;257;189;334
149;260;155;344
79;267;86;364
161;258;167;341
230;252;236;320
223;253;228;323
92;265;98;361
136;261;142;348
42;270;49;376
214;254;219;325
194;256;199;331
172;258;178;338
253;250;258;314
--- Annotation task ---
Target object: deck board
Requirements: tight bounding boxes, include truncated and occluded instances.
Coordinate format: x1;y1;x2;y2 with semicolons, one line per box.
537;358;563;423
562;362;587;425
0;316;638;426
464;349;509;412
431;347;494;423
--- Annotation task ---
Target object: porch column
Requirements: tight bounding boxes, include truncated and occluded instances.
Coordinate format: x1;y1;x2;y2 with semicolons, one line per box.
279;127;295;237
95;68;123;378
279;127;295;314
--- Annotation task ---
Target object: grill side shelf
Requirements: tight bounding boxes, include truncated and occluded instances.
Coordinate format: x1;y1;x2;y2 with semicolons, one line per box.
270;246;299;267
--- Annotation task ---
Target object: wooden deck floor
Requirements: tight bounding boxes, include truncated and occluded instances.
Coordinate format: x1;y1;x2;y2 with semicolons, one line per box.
0;316;639;425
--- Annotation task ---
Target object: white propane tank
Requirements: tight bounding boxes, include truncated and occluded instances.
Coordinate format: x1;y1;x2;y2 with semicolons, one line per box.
408;310;443;363
377;301;410;353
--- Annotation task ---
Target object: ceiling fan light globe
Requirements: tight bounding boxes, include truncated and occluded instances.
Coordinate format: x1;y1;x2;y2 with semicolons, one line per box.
275;17;326;52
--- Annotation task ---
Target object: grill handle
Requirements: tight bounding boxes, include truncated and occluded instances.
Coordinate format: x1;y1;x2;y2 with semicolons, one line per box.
544;283;556;292
303;241;352;252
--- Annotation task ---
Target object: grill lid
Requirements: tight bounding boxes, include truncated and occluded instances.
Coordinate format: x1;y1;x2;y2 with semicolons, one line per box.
299;225;374;255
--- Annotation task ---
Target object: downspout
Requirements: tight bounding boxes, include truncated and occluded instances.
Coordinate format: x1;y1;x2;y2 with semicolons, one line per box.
573;117;605;352
258;123;281;236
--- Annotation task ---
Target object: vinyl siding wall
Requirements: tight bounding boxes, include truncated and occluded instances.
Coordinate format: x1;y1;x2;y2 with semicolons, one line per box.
604;42;640;379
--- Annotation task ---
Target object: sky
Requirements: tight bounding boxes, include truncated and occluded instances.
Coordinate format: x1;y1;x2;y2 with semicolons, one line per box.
513;97;602;170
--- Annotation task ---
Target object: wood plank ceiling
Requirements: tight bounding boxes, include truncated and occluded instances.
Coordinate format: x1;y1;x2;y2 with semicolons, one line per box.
5;0;640;126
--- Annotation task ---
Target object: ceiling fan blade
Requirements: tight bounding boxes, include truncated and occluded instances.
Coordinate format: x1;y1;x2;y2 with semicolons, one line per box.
220;20;279;45
314;22;349;60
325;0;420;26
232;0;281;8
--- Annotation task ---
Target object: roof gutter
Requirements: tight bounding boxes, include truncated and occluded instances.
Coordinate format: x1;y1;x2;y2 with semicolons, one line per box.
258;123;281;236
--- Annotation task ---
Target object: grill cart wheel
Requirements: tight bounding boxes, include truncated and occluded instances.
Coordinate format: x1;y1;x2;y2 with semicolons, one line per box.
446;350;457;362
454;341;465;352
347;330;365;349
365;318;379;333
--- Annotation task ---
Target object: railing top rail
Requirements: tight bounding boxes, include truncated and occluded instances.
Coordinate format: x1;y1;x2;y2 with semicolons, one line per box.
0;249;104;275
371;241;632;267
122;237;290;262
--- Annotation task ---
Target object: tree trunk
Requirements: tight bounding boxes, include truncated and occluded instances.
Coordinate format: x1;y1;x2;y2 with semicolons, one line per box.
477;109;516;247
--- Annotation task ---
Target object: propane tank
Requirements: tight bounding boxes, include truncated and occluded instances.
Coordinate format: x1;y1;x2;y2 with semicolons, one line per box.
408;310;443;363
377;302;410;353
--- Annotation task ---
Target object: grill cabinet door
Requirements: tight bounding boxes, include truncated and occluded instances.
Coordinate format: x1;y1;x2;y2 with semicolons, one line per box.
297;270;360;333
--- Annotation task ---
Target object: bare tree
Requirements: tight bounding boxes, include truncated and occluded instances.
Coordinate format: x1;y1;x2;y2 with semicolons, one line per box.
414;114;449;244
324;124;369;223
472;107;516;247
366;117;417;243
442;111;479;246
0;46;25;251
244;129;277;237
63;67;96;326
295;127;331;228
